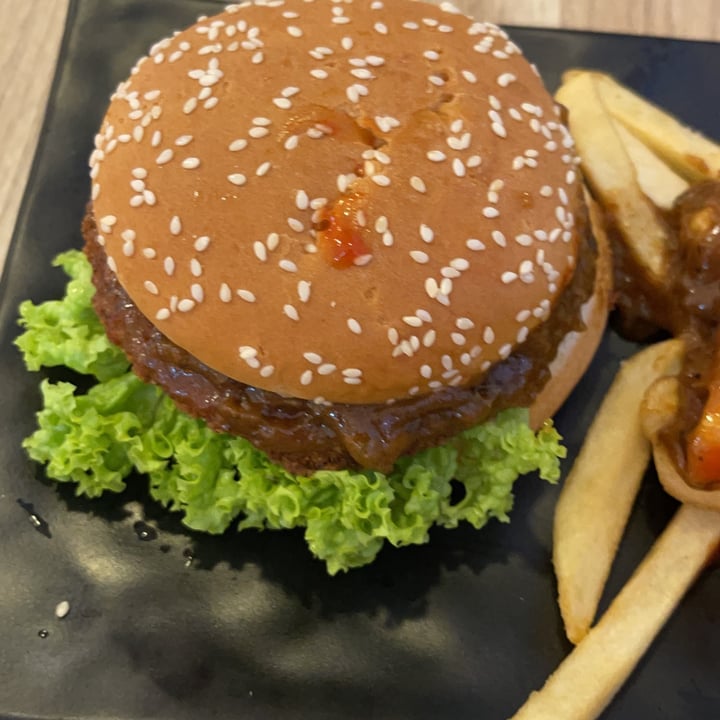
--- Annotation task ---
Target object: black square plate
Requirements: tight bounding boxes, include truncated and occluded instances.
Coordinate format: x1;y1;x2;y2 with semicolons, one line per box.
1;2;718;718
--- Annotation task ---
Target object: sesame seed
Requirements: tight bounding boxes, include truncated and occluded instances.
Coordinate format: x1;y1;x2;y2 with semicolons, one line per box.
297;280;311;302
354;254;373;266
249;126;269;139
342;368;362;378
347;318;362;334
194;236;210;252
163;257;175;276
284;135;299;150
219;283;232;302
295;189;309;210
279;259;298;273
491;123;507;138
497;72;517;87
253;241;267;262
452;158;466;177
456;317;475;330
191;284;204;303
288;217;304;233
182;157;200;169
425;278;439;298
285;304;300;321
183;98;197;114
260;365;275;378
304;352;322;364
142;248;156;259
252;51;264;64
519;260;534;275
424;50;440;61
237;289;256;303
515;233;533;246
300;369;313;385
144;280;158;295
371;174;391;187
482;207;500;219
156;148;174;165
466;155;482;168
155;308;170;320
420;224;434;243
403;21;419;29
382;231;394;247
429;75;446;86
310;68;329;79
388;328;399;345
441;267;460;279
501;271;517;284
178;299;195;312
131;168;147;179
426;150;446;162
374;21;388;34
440;278;453;295
228;173;247;186
255;161;271;177
540;185;553;197
451;333;466;346
423;329;437;347
366;55;385;66
239;346;258;361
287;25;303;37
169;216;182;235
190;258;202;276
375;215;388;233
410;176;427;193
318;363;336;375
461;69;477;83
420;365;432;379
403;315;423;328
466;238;485;251
499;344;513;359
130;179;145;193
351;68;373;79
273;97;292;109
492;230;506;247
483;327;496;344
341;36;354;50
410;250;429;264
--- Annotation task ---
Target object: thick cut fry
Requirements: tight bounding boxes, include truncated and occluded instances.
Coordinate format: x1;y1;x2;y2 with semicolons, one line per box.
512;504;720;720
612;120;689;210
641;377;720;511
586;71;720;183
553;339;683;644
555;73;671;285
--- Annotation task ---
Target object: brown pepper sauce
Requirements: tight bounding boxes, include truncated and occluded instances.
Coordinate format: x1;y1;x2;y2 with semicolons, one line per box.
608;180;720;488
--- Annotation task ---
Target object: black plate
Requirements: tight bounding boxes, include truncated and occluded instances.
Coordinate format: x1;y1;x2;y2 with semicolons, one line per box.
1;2;718;718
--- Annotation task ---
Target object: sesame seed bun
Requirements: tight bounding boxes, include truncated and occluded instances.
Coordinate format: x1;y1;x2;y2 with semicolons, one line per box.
90;0;586;406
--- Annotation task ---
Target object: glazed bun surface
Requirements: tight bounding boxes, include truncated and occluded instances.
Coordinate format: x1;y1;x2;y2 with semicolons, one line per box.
91;0;582;404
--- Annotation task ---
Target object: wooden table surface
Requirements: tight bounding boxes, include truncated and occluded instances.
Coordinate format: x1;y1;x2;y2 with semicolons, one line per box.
1;0;719;275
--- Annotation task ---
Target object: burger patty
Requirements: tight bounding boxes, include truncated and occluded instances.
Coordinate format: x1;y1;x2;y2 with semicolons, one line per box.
84;209;597;475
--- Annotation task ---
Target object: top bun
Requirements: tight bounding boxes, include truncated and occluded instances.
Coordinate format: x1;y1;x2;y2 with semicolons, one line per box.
90;0;581;405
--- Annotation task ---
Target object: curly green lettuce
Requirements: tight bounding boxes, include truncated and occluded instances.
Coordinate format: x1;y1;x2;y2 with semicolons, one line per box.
16;250;566;574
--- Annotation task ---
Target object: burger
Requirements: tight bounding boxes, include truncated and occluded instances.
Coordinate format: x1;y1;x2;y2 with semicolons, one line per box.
17;0;610;573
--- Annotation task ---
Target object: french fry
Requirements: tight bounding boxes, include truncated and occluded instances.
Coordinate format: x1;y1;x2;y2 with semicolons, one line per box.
555;72;671;286
611;119;689;210
587;70;720;183
512;503;720;720
641;376;720;512
553;339;684;645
